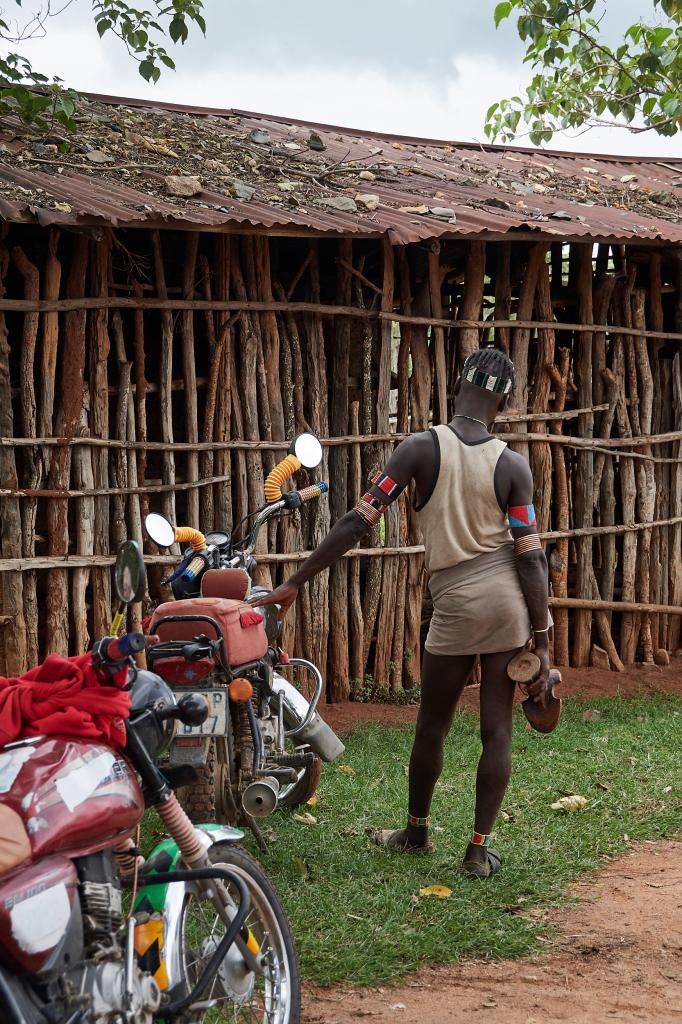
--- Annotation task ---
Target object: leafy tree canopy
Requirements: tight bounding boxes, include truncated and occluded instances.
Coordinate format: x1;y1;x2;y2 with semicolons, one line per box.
486;0;682;145
0;1;206;130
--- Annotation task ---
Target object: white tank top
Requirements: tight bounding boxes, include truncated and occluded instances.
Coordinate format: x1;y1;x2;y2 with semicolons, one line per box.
415;424;512;574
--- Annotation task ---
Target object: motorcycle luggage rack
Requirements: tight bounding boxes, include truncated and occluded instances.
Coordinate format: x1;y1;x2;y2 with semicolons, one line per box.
138;865;250;1020
148;614;229;670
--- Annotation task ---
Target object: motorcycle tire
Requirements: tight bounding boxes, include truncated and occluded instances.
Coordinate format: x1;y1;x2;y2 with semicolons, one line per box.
178;740;216;824
179;841;301;1023
277;750;322;809
179;739;237;825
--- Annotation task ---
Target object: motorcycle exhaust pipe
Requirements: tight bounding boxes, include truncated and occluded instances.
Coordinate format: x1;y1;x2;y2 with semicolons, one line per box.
242;776;280;818
273;676;346;762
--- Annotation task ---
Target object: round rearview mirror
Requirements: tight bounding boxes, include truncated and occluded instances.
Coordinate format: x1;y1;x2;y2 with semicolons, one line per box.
114;540;146;605
292;433;323;469
145;512;176;549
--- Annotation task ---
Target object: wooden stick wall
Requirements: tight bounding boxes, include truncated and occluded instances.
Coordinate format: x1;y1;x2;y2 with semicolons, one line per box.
0;224;681;697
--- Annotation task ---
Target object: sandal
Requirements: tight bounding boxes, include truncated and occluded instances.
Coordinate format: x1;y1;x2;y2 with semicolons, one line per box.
462;846;502;879
368;827;433;854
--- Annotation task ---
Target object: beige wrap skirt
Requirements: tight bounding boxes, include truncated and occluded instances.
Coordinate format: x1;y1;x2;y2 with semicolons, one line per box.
425;543;534;657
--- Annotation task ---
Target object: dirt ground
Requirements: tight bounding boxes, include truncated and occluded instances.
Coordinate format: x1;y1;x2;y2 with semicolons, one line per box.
302;838;682;1024
320;661;682;734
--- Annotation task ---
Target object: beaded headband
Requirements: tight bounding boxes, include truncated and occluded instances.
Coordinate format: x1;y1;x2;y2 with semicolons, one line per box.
464;364;513;395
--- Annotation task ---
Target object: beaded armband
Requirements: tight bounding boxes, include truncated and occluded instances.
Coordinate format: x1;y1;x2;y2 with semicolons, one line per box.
470;831;494;847
507;503;537;529
352;473;404;529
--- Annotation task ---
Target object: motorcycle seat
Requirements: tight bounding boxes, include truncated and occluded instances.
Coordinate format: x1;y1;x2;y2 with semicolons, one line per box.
201;568;250;601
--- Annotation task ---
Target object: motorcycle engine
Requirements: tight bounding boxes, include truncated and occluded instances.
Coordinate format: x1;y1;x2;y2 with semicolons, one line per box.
69;956;161;1024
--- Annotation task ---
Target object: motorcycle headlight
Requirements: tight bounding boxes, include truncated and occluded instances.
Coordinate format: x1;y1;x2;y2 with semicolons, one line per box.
129;669;178;759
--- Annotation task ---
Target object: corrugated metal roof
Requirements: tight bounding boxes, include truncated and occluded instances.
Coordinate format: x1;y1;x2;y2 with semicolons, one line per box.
0;92;680;244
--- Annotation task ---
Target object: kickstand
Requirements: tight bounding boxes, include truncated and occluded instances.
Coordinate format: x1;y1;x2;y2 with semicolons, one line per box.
242;810;269;855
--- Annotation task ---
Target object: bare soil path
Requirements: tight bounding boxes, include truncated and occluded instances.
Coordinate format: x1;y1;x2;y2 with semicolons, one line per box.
303;838;682;1024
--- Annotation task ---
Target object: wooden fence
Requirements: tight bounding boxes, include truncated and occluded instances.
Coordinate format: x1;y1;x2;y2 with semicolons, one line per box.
0;224;680;697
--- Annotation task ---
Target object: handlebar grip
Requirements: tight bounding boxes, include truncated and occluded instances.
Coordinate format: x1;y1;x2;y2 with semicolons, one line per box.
297;481;329;503
106;632;146;661
264;455;301;503
175;526;207;552
183;555;206;580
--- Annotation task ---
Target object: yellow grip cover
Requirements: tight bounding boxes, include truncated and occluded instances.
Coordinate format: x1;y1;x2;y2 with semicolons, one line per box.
264;455;301;503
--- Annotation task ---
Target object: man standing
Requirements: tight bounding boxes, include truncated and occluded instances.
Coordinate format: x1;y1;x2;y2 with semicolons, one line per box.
257;347;553;879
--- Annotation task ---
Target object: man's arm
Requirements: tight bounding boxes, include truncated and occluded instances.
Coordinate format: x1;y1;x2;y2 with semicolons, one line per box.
253;433;426;617
504;453;552;705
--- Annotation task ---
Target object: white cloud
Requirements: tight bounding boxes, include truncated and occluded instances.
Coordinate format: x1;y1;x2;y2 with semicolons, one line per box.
7;1;682;157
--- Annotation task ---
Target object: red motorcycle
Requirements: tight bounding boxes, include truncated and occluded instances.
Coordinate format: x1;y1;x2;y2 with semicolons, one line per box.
0;542;300;1023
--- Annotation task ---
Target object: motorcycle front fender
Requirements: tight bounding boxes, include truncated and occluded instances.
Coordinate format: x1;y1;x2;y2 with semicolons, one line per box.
133;823;243;996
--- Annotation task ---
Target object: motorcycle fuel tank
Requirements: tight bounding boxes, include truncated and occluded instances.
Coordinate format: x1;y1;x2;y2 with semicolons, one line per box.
0;737;144;861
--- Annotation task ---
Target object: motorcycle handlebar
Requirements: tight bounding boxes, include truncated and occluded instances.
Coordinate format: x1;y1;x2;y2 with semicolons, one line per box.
104;632;147;661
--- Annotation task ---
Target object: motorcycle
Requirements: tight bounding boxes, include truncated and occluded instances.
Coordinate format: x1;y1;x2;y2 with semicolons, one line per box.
142;433;345;835
0;541;300;1023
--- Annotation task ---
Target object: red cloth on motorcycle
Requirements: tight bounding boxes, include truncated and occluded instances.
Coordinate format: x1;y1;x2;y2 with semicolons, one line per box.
0;653;130;749
149;597;268;666
201;567;250;601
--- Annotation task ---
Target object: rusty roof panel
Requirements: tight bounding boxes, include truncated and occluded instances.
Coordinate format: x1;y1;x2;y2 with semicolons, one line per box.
0;92;680;243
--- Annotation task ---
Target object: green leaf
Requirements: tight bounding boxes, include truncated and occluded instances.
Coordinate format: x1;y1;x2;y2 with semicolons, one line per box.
139;59;155;82
168;15;187;43
96;17;111;37
494;1;512;28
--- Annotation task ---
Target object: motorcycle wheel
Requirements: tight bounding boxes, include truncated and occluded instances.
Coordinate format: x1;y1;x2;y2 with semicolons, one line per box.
277;747;322;809
180;740;236;825
179;841;300;1023
179;739;216;824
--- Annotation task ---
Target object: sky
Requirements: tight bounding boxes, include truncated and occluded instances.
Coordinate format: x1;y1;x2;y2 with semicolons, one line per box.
6;0;681;157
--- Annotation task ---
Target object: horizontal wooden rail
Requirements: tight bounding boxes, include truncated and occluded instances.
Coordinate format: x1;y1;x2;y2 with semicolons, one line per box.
0;404;612;453
0;294;680;344
1;514;680;571
548;596;682;616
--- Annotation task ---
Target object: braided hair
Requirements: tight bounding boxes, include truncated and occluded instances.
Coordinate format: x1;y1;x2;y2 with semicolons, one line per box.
461;346;515;396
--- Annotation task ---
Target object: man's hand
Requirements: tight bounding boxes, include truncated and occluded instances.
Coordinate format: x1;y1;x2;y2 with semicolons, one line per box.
527;639;552;707
249;579;299;620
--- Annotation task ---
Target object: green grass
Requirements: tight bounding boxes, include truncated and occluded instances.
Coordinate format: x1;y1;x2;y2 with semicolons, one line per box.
243;696;682;986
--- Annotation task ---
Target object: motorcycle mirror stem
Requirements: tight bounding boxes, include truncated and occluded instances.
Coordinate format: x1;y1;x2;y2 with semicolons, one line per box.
289;432;323;470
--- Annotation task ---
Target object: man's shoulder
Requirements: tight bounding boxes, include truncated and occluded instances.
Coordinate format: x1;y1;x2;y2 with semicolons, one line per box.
498;445;533;482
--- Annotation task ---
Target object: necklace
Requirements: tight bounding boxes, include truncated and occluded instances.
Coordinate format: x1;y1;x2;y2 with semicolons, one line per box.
452;414;490;431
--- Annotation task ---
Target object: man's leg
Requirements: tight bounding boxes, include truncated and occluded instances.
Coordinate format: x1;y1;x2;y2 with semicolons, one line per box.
373;649;474;850
464;647;521;868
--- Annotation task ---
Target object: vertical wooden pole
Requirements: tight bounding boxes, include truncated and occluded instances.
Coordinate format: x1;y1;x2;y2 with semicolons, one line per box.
90;232;112;639
510;242;550;460
494;242;511;353
328;239;352;700
0;242;26;674
668;258;682;653
151;230;177;529
41;232;69;655
529;262;555;535
304;241;331;686
631;288;655;663
181;232;200;526
348;401;364;687
428;244;448;424
374;237;398;690
458;240;487;362
12;246;40;664
548;350;570;665
572;244;595;667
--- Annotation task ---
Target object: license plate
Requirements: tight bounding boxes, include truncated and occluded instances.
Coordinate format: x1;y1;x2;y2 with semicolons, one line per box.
177;689;227;737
